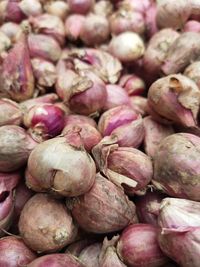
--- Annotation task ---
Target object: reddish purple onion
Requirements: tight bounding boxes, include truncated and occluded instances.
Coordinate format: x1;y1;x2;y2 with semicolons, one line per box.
184;20;200;32
0;98;22;126
67;172;138;234
28;34;62;62
79;243;102;267
20;93;58;110
0;236;37;266
144;1;158;38
68;0;94;14
65;15;85;41
1;34;35;102
117;224;168;267
119;74;146;96
64;114;97;128
130;96;148;116
0;172;21;236
5;0;27;23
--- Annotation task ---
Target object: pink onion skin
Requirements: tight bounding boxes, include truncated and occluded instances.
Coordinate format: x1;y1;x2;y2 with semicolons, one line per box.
184;20;200;32
62;123;102;152
0;171;21;236
80;14;110;46
0;125;37;172
119;74;145;96
130;96;148;117
19;193;77;253
64;114;97;129
65;15;85;41
68;173;138;234
110;10;145;36
68;0;94;14
27;135;96;197
135;191;164;226
66;239;96;257
27;254;86;267
79;243;101;267
0;236;37;267
29;14;65;45
144;2;158;38
148;74;200;127
23;103;65;141
31;58;57;88
20;93;58;111
143;116;174;158
0;98;22;126
156;0;191;30
103;84;130;110
98;105;139;136
153;133;200;201
28;34;62;62
184;61;200;89
5;0;27;23
117;224;168;267
69;70;107;116
109;32;145;63
0;22;22;43
1;34;35;102
44;1;69;20
162;32;200;75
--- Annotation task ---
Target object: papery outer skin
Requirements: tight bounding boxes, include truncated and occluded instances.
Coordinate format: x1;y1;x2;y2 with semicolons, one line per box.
68;173;138;234
31;58;57;88
27;254;86;267
117;224;168;267
158;198;200;229
119;74;145;96
0;236;37;266
183;20;200;33
156;0;191;29
19;0;42;17
0;34;35;102
44;0;69;20
130;96;148;117
93;0;113;17
162;32;200;75
28;34;62;62
158;227;200;267
0;31;11;53
68;0;94;14
27;136;96;197
144;2;158;38
64;114;97;129
147;74;200;127
153;133;200;201
65;15;85;41
66;239;96;257
98;105;139;136
79;243;101;267
143;29;180;78
143;116;174;158
184;61;200;89
135;191;164;226
103;84;130;110
80;14;110;46
19;193;77;253
0;22;22;43
29;14;65;45
0;125;37;172
20;93;58;110
0;98;22;126
108;31;145;63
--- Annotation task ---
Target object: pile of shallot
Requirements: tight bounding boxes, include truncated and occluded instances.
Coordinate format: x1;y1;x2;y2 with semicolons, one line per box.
1;0;200;266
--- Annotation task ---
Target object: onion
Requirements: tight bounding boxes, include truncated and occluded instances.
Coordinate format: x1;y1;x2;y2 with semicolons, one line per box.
130;96;148;116
79;243;102;267
117;224;168;267
80;14;110;46
29;14;66;45
65;14;85;41
135;190;164;226
68;0;94;14
0;34;35;102
28;34;62;62
148;74;200;127
27;253;86;267
5;0;27;23
93;139;153;195
0;98;22;126
0;125;37;172
162;32;200;75
144;1;158;38
184;20;200;32
93;0;113;17
19;0;42;17
98;105;139;136
0;22;22;42
27;135;96;197
0;236;37;266
67;173;138;234
0;172;21;236
19;193;77;253
103;84;130;110
110;9;145;36
143;116;174;158
0;31;11;53
184;61;200;89
66;239;96;257
20;93;58;110
153;133;200;201
109;31;145;63
119;74;145;96
119;0;151;14
44;1;69;20
64;114;97;128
